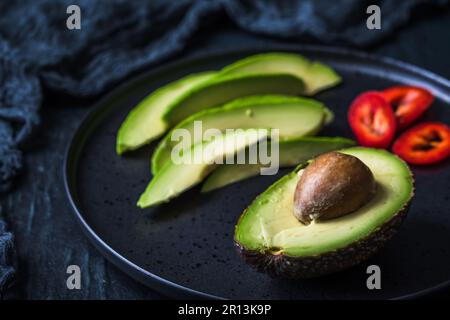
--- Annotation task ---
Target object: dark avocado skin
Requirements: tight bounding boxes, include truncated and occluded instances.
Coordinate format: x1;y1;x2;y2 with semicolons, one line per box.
235;204;410;279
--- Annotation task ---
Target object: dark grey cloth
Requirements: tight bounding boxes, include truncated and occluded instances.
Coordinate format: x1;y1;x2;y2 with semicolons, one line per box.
0;221;14;297
0;0;448;296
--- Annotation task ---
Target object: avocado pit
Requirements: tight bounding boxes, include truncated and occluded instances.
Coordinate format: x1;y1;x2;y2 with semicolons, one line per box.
293;151;376;225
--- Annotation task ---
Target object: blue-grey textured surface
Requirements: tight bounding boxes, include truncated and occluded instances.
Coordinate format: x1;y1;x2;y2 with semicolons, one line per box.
0;221;14;297
0;0;449;299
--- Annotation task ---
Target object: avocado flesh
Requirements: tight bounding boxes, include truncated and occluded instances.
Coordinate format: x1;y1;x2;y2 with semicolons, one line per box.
201;137;355;192
152;95;330;174
221;52;341;95
235;147;413;257
138;129;269;208
162;73;305;125
116;71;216;154
117;53;339;154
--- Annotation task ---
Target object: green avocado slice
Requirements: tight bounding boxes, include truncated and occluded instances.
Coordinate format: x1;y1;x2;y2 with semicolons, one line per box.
116;71;216;154
201;137;355;192
117;53;339;154
221;52;341;95
162;73;305;125
138;129;269;208
235;147;413;258
152;95;330;174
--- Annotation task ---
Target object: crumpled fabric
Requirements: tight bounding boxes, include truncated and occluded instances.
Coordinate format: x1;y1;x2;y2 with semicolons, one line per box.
0;0;448;296
0;220;15;297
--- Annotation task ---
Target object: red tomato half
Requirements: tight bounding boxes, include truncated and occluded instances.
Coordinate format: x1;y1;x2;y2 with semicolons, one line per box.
381;86;434;130
348;91;397;148
392;122;450;165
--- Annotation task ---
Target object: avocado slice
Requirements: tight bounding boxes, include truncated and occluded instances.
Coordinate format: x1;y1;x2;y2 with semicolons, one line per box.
116;71;217;154
235;147;414;279
201;137;355;192
138;129;269;208
117;53;339;154
162;73;305;125
221;52;341;95
152;95;331;174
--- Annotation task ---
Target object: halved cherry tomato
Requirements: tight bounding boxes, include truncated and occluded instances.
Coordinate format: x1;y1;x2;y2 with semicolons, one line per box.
381;86;434;130
348;91;397;148
392;122;450;165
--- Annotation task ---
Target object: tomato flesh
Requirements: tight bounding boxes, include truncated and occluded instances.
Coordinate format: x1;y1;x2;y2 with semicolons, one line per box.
348;91;397;148
392;122;450;165
381;86;434;130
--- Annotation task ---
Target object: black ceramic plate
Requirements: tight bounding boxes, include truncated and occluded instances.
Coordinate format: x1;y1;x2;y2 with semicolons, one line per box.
65;45;450;299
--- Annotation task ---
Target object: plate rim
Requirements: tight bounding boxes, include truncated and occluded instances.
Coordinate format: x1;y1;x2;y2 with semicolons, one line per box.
64;44;450;300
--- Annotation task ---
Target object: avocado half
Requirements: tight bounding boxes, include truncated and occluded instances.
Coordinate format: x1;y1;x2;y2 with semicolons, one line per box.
234;147;414;279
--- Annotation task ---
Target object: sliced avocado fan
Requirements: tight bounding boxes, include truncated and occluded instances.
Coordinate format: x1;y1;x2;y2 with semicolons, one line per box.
138;129;269;208
201;136;355;192
116;71;216;154
235;147;414;279
152;95;332;174
116;53;340;154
